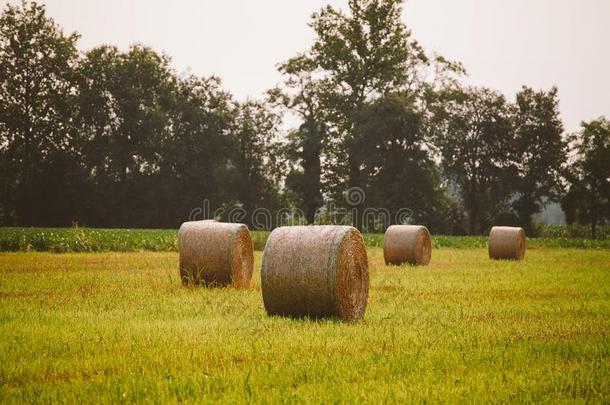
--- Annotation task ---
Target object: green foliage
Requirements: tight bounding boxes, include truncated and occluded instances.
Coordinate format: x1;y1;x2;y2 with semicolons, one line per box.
295;1;424;194
0;0;598;239
431;86;517;235
0;227;178;253
562;118;610;238
270;55;327;224
534;223;610;240
430;85;570;236
76;44;176;227
157;76;235;226
0;227;607;253
354;95;463;233
0;0;81;226
310;0;418;99
0;248;608;402
227;101;283;221
362;232;610;249
512;86;566;233
250;230;271;251
276;0;465;231
0;2;286;229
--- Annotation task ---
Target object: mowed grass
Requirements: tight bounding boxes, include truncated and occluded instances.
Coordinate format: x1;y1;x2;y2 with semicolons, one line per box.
0;248;609;403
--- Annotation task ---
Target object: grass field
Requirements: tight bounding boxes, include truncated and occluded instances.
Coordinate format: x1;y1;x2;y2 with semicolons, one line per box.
1;247;609;403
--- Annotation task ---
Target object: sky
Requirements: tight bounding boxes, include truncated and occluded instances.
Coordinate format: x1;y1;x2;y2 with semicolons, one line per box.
6;0;610;133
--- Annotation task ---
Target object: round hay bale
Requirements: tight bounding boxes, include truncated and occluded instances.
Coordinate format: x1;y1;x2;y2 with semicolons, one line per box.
488;226;526;260
383;225;432;266
179;221;253;288
261;225;369;321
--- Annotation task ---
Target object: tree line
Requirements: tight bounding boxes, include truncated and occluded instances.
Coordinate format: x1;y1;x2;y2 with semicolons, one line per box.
0;0;608;237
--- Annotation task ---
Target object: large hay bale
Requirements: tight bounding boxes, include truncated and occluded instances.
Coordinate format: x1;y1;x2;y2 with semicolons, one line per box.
179;221;253;287
488;226;526;260
261;225;369;321
383;225;432;266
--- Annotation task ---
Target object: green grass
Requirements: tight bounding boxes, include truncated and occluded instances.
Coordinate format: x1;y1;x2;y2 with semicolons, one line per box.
1;227;608;253
0;248;609;403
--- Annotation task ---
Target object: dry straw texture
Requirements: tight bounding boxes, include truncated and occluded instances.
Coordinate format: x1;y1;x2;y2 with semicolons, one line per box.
261;225;369;321
179;221;253;288
383;225;432;266
488;226;526;260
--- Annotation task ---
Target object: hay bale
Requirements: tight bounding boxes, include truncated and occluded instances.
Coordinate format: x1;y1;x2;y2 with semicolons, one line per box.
179;221;253;287
261;225;369;321
488;226;526;260
383;225;432;266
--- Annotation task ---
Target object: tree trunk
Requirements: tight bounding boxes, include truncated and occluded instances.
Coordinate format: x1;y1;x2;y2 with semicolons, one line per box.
591;182;597;239
468;208;478;235
348;154;362;231
518;196;535;236
302;117;323;225
467;181;479;235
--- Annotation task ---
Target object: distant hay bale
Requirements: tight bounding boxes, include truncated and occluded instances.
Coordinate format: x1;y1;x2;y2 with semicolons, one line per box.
488;226;526;260
179;221;253;288
261;225;369;321
383;225;432;266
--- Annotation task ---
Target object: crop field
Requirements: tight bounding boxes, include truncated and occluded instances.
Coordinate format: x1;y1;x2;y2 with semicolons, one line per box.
1;245;609;403
1;227;609;253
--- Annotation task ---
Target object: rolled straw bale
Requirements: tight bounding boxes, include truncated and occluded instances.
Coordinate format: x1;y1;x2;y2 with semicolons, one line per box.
383;225;432;266
488;226;526;260
261;225;369;321
179;221;253;287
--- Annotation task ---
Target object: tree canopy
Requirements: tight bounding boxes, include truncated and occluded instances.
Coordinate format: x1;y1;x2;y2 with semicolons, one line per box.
1;0;604;236
562;118;610;238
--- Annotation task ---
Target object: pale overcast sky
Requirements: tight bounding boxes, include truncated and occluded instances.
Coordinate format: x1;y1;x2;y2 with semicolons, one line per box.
7;0;609;133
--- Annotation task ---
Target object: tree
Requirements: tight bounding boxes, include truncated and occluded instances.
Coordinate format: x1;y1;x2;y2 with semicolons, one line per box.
356;94;464;233
0;0;81;225
512;86;566;234
278;0;466;230
227;101;283;226
269;55;328;224
431;87;517;234
159;75;235;226
313;0;425;198
278;0;433;229
561;118;610;238
0;126;7;223
76;44;175;226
